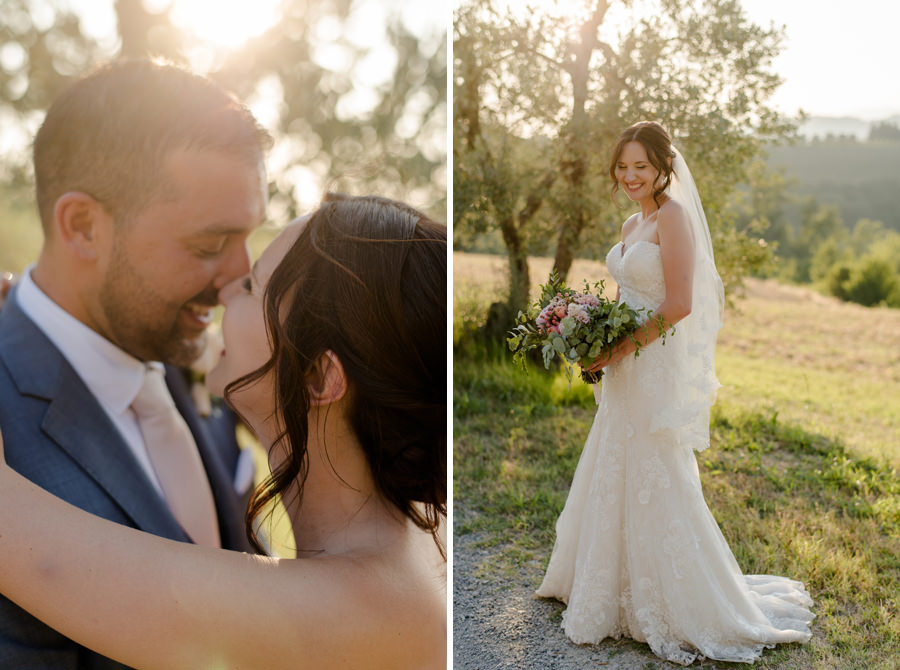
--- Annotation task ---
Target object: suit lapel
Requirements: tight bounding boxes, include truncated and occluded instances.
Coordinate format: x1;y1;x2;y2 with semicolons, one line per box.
0;292;190;542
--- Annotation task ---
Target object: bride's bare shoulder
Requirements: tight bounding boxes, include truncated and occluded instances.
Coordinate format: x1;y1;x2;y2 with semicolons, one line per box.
621;212;640;238
281;535;446;669
658;198;685;220
355;534;446;667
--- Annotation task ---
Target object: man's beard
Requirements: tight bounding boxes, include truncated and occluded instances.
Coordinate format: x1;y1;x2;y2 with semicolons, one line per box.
98;248;217;367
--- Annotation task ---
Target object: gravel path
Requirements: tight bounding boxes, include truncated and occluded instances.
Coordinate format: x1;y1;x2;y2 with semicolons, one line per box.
452;520;709;670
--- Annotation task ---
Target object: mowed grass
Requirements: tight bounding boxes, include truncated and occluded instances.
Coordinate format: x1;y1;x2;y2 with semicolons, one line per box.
453;252;900;669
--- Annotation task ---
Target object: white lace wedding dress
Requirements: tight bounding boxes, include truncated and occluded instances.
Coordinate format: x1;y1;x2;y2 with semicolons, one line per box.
535;240;814;665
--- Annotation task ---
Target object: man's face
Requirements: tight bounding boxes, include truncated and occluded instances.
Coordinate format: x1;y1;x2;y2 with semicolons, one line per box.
96;147;267;366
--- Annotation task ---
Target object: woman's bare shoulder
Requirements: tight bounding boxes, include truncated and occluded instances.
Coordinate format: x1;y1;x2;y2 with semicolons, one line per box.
658;198;685;223
621;212;640;238
657;199;691;237
281;535;446;669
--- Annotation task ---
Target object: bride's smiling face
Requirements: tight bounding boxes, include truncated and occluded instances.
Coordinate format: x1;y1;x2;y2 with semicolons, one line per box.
205;219;307;420
614;141;660;204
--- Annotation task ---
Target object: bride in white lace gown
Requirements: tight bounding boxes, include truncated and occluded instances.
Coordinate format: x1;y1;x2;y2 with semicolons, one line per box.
536;122;814;665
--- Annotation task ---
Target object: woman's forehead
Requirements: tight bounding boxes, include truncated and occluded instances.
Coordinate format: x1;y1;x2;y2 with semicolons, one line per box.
258;214;310;280
619;141;650;162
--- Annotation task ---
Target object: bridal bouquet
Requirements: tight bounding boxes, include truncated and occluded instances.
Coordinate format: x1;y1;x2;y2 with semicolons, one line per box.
508;272;649;384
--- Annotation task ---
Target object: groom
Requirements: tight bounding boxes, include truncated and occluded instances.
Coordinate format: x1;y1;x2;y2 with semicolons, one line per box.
0;60;270;668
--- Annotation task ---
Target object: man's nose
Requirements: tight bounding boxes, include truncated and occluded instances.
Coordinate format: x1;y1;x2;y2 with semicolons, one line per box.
216;241;252;290
218;276;242;305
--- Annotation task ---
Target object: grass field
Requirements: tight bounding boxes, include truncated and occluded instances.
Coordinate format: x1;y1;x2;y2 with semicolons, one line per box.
453;252;900;669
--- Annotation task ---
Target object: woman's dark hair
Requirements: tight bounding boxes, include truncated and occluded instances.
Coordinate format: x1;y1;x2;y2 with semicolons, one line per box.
227;195;447;557
608;121;675;207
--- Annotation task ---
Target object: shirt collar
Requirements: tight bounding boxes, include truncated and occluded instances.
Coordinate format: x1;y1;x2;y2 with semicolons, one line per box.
16;266;153;414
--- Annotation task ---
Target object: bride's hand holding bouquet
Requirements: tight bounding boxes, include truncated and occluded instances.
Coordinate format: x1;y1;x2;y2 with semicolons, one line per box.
508;272;653;384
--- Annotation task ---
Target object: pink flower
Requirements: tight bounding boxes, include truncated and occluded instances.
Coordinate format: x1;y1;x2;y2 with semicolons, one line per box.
567;303;590;324
575;292;599;308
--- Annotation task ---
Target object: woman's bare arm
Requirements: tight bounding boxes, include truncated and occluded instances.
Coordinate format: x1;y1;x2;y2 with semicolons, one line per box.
0;428;439;670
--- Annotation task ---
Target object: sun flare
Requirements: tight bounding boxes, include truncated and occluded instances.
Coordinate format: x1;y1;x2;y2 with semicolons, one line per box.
167;0;283;48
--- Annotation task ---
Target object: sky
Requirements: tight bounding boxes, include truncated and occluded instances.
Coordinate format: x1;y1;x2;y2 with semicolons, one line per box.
739;0;900;119
487;0;900;121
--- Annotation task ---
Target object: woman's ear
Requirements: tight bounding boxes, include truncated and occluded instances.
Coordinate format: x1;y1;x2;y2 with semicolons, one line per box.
307;350;348;406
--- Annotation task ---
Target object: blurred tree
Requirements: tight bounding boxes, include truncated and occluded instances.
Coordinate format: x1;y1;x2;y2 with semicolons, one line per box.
115;0;183;59
868;121;900;143
0;0;445;222
0;0;107;185
454;0;795;325
778;198;844;282
217;2;446;220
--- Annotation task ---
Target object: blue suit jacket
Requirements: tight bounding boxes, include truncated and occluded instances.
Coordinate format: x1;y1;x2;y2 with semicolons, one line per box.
0;288;254;669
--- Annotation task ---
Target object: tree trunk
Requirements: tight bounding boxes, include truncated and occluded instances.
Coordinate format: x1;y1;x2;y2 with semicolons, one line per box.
500;215;530;313
552;0;610;282
481;212;530;342
553;210;581;281
115;0;179;59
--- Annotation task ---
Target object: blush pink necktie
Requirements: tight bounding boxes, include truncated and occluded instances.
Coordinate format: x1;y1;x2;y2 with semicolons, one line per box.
131;365;221;548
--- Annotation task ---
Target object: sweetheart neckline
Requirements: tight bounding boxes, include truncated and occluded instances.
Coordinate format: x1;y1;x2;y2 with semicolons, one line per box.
619;239;661;257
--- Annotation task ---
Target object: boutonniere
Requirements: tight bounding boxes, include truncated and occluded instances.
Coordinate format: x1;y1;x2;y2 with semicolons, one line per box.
188;325;225;418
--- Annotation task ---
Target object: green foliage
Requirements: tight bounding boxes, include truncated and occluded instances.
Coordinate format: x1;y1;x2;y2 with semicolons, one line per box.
835;256;900;308
804;219;900;307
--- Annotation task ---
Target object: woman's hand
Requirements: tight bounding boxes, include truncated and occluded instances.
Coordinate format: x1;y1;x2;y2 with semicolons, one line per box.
583;339;631;374
0;272;14;309
0;421;5;461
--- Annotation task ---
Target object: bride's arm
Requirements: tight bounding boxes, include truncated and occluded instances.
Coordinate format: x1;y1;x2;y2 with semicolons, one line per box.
0;429;394;670
587;201;694;371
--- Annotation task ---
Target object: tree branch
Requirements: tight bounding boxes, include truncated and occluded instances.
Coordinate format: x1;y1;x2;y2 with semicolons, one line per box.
517;169;557;227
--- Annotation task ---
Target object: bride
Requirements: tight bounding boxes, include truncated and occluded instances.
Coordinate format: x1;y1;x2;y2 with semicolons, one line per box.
536;121;814;665
0;195;447;669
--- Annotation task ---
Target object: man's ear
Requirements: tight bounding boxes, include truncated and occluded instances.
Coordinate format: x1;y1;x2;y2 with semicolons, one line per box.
307;350;348;406
53;192;111;261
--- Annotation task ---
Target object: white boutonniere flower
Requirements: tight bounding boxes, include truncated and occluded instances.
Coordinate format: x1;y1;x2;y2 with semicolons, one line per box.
188;324;225;418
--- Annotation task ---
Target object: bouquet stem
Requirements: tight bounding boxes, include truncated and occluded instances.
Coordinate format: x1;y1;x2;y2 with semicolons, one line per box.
580;368;603;385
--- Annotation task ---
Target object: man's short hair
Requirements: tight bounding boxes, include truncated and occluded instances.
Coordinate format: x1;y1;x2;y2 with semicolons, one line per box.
33;58;273;230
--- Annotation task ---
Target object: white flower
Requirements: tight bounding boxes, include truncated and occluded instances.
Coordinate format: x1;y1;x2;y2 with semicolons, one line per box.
567;302;590;324
188;324;225;417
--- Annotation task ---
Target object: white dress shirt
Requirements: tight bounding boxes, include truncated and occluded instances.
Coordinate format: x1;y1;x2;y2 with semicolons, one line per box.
16;266;166;496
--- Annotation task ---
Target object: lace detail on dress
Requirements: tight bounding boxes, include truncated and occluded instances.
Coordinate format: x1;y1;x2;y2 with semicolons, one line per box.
661;520;690;580
637;455;670;505
536;241;814;665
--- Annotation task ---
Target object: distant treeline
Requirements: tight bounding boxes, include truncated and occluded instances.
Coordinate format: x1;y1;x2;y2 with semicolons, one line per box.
766;139;900;235
752;138;900;308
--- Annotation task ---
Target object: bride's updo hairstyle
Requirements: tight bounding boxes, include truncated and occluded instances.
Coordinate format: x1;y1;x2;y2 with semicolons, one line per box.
228;195;447;556
609;121;676;207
